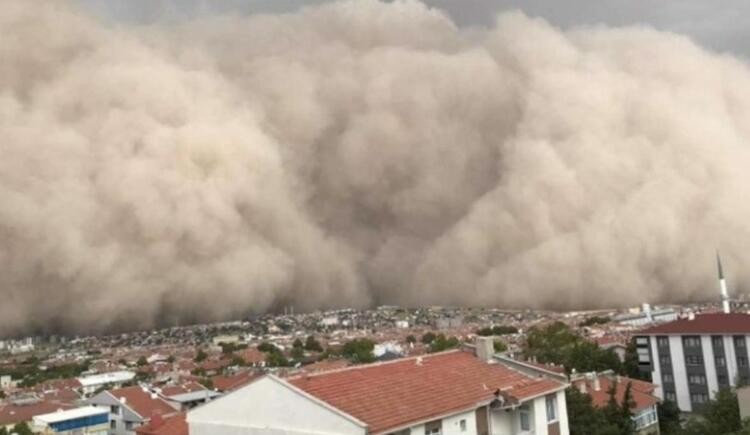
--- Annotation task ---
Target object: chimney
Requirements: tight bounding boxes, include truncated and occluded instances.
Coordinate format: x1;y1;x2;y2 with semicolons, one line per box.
120;397;127;404
593;376;601;391
150;413;164;429
475;337;495;362
688;312;696;321
578;381;587;394
641;303;652;322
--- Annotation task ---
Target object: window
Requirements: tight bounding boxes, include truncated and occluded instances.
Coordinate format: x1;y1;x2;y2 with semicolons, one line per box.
684;337;701;348
665;392;677;402
712;336;724;349
657;337;670;348
660;356;672;366
663;373;674;383
688;375;706;385
126;421;134;430
718;374;729;385
110;405;120;415
716;356;726;367
691;393;709;404
459;419;466;432
519;405;531;431
686;355;703;366
636;337;648;345
739;357;748;368
546;394;558;422
424;420;441;435
735;336;746;348
110;420;116;430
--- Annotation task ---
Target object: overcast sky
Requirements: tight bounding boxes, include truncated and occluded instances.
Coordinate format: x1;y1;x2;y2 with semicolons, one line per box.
77;0;750;59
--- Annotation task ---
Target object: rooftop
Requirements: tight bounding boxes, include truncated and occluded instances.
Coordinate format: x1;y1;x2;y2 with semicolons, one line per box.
638;313;750;335
109;386;178;420
287;349;566;434
34;406;108;424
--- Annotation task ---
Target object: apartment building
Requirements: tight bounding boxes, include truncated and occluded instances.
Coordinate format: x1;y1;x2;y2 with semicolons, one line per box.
87;386;179;434
634;312;750;412
32;406;110;434
187;338;570;435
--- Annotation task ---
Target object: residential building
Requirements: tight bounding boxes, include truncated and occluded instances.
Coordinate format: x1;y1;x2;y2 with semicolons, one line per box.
78;372;136;396
571;372;659;435
0;399;74;432
87;386;178;434
634;312;750;412
32;406;110;434
187;339;570;435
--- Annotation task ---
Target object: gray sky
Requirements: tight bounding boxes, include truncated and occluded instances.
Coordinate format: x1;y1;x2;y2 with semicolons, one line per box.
77;0;750;58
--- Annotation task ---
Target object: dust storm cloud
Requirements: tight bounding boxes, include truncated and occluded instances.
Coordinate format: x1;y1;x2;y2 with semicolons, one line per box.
2;0;750;335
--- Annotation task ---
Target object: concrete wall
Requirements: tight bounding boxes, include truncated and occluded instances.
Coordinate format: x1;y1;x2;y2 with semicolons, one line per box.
188;376;365;435
668;336;690;412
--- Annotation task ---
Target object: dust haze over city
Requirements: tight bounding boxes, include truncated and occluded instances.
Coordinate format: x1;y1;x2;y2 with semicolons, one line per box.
3;0;750;337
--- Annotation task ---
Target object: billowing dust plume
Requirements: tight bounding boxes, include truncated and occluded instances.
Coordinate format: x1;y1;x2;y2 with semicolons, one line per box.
2;0;750;335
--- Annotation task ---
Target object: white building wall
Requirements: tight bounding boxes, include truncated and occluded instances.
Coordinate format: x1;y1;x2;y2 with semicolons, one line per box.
490;410;513;434
443;410;475;435
650;339;663;400
556;390;569;435
188;377;365;435
701;335;719;397
533;396;549;435
668;336;691;412
725;336;738;387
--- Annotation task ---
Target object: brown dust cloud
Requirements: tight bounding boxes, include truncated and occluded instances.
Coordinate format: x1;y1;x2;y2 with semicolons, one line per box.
2;0;750;335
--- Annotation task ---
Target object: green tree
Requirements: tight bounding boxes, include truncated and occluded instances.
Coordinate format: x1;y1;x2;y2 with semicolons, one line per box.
293;338;304;349
136;356;148;367
476;327;494;337
623;340;649;381
492;325;518;335
12;422;33;435
428;334;459;353
341;339;376;363
257;342;278;353
266;350;290;367
198;377;214;390
406;335;417;344
566;387;620;435
682;388;743;434
579;316;611;327
166;355;176;363
493;340;507;352
291;346;305;360
194;349;208;363
0;425;7;435
421;332;436;344
657;400;682;435
304;336;323;352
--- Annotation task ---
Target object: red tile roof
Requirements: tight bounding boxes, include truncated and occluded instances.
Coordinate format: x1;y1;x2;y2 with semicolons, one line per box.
0;401;73;426
211;371;261;392
136;413;187;435
159;383;207;398
288;349;566;434
639;313;750;335
573;375;658;412
109;386;178;420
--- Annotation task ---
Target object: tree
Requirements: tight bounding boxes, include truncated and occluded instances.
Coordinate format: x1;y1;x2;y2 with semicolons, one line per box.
476;327;494;337
421;332;436;344
293;338;304;349
682;388;743;434
493;340;507;352
257;342;278;353
0;426;7;435
12;422;33;435
291;346;305;360
566;387;620;435
304;336;323;352
198;377;214;390
341;339;376;363
266;350;290;367
579;316;611;327
525;322;623;374
623;340;649;381
194;349;208;363
136;356;148;367
428;334;459;353
492;325;518;335
166;355;175;363
406;335;417;344
657;399;682;435
601;381;634;435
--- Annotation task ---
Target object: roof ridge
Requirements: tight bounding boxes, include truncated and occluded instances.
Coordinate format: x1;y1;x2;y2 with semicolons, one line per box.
287;348;464;381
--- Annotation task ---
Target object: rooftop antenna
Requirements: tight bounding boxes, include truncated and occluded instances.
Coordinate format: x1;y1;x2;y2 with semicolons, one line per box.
718;251;731;314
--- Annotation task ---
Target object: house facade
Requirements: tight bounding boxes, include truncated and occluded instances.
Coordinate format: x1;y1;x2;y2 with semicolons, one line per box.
635;312;750;413
188;339;569;435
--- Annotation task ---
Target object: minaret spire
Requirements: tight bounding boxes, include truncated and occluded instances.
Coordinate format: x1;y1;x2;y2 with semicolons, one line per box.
717;251;730;314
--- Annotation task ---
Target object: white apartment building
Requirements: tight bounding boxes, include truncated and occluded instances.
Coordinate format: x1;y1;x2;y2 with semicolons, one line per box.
188;338;570;435
635;312;750;413
33;406;110;435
